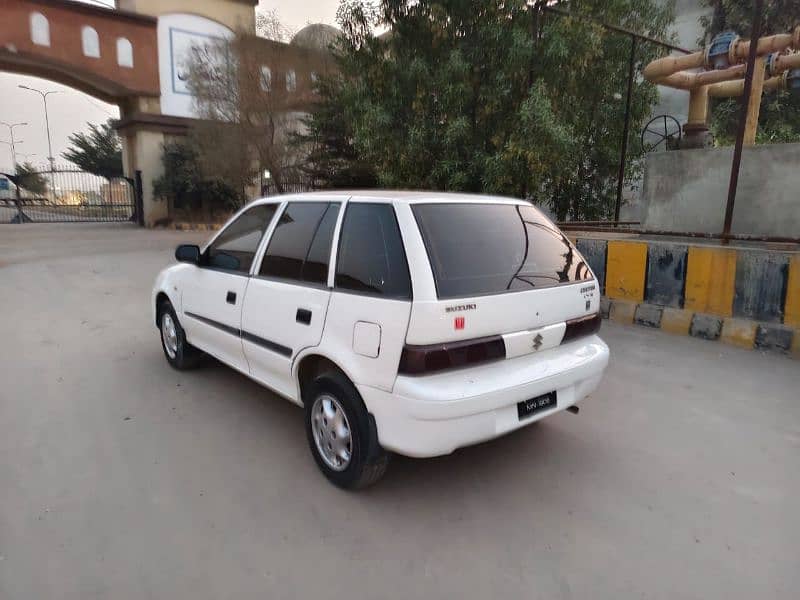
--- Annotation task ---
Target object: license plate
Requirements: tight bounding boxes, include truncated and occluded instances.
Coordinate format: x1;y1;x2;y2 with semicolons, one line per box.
517;391;557;420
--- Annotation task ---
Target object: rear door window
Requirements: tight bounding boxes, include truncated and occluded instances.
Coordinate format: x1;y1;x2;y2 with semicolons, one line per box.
412;203;592;299
335;203;412;299
259;202;339;284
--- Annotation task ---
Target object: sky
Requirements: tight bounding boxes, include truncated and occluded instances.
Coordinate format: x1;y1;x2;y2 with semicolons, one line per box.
0;0;340;173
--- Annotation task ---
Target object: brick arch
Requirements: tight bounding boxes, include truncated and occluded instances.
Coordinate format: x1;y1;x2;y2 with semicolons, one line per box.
0;49;146;104
0;0;160;102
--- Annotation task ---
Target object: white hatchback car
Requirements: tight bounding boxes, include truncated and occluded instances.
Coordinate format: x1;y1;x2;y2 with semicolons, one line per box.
153;191;609;488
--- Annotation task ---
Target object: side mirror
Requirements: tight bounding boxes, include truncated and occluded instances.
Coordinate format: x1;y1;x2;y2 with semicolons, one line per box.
175;244;201;264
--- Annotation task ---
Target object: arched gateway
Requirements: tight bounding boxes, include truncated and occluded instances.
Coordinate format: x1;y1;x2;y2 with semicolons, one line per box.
0;0;328;225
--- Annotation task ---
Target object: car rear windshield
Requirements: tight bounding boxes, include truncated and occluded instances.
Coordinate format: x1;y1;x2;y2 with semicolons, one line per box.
412;203;593;299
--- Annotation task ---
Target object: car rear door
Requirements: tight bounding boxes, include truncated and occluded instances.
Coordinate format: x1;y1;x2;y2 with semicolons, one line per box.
320;200;414;393
180;203;278;373
241;200;343;400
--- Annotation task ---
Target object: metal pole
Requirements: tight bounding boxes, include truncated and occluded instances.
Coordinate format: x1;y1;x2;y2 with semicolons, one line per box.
18;86;59;199
1;122;27;167
722;0;763;243
0;140;16;168
42;92;57;203
134;170;145;226
541;4;692;55
614;35;637;224
42;93;55;172
14;173;25;223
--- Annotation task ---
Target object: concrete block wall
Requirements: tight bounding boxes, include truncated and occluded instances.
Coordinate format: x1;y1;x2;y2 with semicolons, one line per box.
639;143;800;238
575;238;800;357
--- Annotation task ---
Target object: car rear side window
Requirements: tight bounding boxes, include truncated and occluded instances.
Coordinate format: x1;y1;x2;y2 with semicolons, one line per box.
205;203;277;273
412;203;593;299
259;202;339;284
335;203;412;299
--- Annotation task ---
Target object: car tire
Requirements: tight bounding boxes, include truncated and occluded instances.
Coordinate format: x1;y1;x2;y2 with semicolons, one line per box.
158;300;204;370
304;369;388;489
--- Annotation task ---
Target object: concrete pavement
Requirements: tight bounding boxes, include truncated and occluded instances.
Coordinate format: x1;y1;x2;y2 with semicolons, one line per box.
1;223;798;599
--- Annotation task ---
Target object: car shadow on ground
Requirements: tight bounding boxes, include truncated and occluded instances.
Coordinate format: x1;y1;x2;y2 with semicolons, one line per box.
181;353;598;502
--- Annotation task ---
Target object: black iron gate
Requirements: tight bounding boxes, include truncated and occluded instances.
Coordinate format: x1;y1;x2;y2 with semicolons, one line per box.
260;176;317;197
0;166;139;224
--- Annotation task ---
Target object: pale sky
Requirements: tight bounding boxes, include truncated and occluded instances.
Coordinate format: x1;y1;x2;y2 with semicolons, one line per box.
0;1;340;173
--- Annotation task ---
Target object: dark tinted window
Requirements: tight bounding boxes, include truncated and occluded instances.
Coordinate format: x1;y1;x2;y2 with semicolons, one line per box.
335;203;411;299
259;202;339;284
205;204;277;273
412;203;592;299
300;203;340;284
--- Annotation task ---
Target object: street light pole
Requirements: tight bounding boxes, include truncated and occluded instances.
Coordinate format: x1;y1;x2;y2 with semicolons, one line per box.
0;139;23;169
18;85;60;201
18;85;59;171
0;121;27;167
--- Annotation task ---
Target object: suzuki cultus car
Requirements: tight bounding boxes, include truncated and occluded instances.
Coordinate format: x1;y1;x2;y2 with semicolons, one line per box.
153;192;609;488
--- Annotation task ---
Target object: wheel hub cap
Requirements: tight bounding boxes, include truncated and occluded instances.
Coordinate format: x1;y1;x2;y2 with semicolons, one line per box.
311;394;352;471
161;313;178;359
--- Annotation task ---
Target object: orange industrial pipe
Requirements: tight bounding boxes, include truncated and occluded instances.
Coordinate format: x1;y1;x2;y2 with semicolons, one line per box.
733;32;794;61
707;52;800;97
656;64;746;90
642;51;704;81
708;74;785;98
769;50;800;75
642;25;800;90
643;25;800;148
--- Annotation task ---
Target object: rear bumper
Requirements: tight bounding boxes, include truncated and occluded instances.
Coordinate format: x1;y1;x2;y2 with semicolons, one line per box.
358;335;609;458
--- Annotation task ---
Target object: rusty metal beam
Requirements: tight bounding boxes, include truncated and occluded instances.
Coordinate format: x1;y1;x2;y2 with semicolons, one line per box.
614;36;637;224
722;0;764;243
557;225;800;245
540;4;692;54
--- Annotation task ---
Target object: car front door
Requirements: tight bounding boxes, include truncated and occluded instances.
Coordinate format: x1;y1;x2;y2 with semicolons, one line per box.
241;200;342;401
180;203;278;373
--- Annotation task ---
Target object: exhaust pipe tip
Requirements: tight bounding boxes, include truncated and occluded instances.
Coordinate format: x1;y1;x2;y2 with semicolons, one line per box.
566;405;580;415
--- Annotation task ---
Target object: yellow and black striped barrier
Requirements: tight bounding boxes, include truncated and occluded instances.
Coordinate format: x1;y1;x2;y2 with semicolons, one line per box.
575;238;800;357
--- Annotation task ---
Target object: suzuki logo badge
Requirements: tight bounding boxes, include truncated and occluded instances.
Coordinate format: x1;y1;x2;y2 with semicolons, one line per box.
532;333;543;351
454;316;465;330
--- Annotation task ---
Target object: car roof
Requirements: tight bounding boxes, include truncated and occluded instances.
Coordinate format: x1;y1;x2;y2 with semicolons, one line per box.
252;189;529;205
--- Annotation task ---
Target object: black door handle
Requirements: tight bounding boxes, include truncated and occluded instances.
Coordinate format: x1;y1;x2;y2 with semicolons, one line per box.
226;291;237;304
296;308;312;325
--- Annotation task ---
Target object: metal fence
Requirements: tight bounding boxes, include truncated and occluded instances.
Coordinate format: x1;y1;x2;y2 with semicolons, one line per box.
0;166;138;224
260;177;317;197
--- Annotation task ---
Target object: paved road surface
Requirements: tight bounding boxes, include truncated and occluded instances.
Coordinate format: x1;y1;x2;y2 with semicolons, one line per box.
1;224;798;600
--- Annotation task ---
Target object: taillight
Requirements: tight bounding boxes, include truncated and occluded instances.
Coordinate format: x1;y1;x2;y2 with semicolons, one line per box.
562;313;601;344
398;335;506;375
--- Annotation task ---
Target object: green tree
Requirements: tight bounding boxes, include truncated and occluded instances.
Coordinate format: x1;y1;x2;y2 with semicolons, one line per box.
700;0;800;144
152;141;242;218
300;0;674;220
62;119;123;178
15;161;47;196
294;74;379;188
